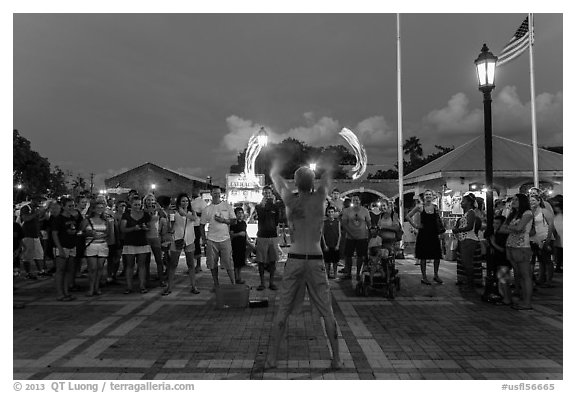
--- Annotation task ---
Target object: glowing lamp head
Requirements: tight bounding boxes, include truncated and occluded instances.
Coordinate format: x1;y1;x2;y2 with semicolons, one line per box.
481;187;488;193
474;44;498;91
16;184;23;190
257;127;268;146
151;184;156;190
309;162;317;172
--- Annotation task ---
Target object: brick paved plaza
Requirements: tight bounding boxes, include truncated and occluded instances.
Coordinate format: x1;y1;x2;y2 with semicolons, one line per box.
13;252;563;380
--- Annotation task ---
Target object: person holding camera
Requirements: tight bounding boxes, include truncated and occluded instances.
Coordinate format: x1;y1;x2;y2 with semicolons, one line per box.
120;195;151;294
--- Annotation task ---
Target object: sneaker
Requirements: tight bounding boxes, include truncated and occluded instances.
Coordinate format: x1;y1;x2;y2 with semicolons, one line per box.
421;278;432;285
433;276;443;284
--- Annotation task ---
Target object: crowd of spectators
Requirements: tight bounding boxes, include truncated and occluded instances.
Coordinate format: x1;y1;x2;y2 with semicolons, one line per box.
13;184;562;309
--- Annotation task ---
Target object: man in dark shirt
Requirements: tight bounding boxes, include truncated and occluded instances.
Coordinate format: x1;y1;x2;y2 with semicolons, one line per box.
19;196;49;279
254;186;281;291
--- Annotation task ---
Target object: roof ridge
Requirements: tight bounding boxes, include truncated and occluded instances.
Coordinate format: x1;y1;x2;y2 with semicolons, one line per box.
494;135;563;156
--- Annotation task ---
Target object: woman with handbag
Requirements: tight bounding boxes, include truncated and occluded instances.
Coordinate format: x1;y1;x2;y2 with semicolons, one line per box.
502;193;534;310
120;196;151;294
143;194;165;282
163;193;199;296
529;194;555;287
81;200;112;297
452;194;479;288
407;189;444;285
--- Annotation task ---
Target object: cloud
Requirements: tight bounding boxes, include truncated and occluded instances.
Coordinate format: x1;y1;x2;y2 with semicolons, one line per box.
421;86;563;146
222;115;265;151
422;92;483;135
221;112;397;154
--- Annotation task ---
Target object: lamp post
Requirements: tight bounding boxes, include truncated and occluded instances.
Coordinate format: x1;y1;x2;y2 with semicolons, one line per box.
474;43;498;302
206;176;212;190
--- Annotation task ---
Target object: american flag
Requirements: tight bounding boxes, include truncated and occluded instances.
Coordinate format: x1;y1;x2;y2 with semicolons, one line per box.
496;16;533;67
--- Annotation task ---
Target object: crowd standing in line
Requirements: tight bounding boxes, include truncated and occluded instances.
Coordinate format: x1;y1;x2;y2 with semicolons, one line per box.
13;182;562;312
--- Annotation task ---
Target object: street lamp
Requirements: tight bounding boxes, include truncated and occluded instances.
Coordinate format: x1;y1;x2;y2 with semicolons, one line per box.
309;162;317;172
475;43;498;302
206;176;212;190
151;184;156;193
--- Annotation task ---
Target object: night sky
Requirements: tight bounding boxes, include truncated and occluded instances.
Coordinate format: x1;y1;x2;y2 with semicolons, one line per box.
13;11;563;189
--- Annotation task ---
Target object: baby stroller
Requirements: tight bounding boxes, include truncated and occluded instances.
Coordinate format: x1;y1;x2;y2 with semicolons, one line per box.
355;240;401;299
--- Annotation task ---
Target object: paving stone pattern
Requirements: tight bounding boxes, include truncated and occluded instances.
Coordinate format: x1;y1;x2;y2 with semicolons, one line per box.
13;253;563;380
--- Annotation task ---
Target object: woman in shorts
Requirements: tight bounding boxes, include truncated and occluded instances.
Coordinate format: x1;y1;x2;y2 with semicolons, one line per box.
143;193;165;282
120;196;151;294
502;194;534;310
52;198;80;301
163;193;199;295
81;200;112;297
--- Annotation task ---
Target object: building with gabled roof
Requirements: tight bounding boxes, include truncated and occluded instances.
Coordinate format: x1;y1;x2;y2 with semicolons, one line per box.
404;135;563;199
104;162;217;197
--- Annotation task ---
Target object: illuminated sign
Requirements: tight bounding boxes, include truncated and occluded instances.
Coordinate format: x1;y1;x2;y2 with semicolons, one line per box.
226;173;265;204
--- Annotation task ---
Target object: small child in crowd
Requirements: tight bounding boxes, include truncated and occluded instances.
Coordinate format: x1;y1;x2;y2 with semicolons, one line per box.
321;206;341;279
230;207;248;284
366;227;386;286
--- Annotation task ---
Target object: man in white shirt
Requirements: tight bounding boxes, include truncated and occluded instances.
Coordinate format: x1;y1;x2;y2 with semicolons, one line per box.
200;187;236;290
191;192;208;273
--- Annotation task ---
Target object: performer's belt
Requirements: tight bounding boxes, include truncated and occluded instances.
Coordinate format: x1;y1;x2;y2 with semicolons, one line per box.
287;253;324;260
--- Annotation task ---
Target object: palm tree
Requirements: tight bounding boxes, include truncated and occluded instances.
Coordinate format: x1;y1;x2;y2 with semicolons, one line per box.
403;136;423;162
71;175;87;198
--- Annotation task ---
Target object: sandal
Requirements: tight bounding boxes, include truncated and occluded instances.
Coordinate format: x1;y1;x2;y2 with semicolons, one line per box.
421;278;432;285
433;276;443;284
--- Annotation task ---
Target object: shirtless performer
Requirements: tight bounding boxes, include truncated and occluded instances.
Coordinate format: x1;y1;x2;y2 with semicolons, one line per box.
265;162;341;369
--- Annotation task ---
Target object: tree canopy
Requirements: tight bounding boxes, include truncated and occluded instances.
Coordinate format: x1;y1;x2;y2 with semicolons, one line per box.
13;129;70;201
229;135;454;182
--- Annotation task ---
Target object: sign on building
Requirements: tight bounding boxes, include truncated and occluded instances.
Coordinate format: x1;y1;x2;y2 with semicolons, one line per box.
226;173;265;204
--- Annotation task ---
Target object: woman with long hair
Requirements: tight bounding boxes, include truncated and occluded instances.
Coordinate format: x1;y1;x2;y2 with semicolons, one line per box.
452;194;479;287
107;200;127;284
51;197;79;301
529;194;554;287
143;193;166;283
81;200;112;296
120;196;151;294
163;193;200;296
377;198;402;255
502;193;534;310
407;190;443;285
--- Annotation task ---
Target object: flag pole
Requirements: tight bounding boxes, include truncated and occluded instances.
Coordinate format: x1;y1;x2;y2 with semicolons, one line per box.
397;14;404;227
528;13;539;188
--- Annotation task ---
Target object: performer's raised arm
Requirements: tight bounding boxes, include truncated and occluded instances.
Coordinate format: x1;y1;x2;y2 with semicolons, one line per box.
270;160;291;201
316;167;333;199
